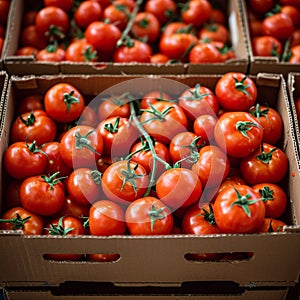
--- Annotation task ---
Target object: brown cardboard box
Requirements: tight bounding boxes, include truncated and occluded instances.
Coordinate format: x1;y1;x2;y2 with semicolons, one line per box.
3;0;248;76
0;71;9;121
0;73;300;290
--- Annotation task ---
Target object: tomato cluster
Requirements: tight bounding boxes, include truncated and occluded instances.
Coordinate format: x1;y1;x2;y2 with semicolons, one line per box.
16;0;235;64
247;0;300;62
0;0;11;56
1;72;289;261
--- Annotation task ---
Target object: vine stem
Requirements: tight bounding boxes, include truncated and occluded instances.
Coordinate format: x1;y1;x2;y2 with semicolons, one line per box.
116;0;144;48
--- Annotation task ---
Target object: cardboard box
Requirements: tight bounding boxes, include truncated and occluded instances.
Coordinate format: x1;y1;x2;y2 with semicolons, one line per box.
0;73;300;289
3;0;248;76
240;0;300;78
0;71;9;121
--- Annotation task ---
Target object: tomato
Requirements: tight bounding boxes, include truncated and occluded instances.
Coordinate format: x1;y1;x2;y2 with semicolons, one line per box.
178;84;219;121
74;1;102;29
140;90;172;110
60;125;103;168
198;23;229;43
279;0;300;8
210;8;226;25
145;0;177;25
103;3;130;31
125;196;174;235
65;39;98;62
193;114;217;144
44;83;85;123
214;111;264;158
15;46;39;57
87;253;120;262
215;73;257;111
4;141;48;180
43;0;74;12
281;5;300;28
36;46;66;62
113;39;152;63
140;102;188;145
97;94;131;121
248;0;275;15
192;145;230;188
0;207;44;235
67;168;103;206
214;184;265;233
261;12;294;42
101;160;149;205
162;22;195;36
159;33;198;61
22;10;37;27
252;183;287;218
44;216;85;261
189;42;222;63
169;131;202;168
251;36;282;58
150;53;170;63
97;116;139;157
249;104;283;145
40;142;72;177
287;44;300;62
240;143;289;185
89;200;126;235
131;12;160;44
291;29;300;47
90;0;111;9
257;217;286;233
20;173;66;216
85;21;121;53
96;156;114;173
20;25;48;49
248;17;262;38
35;6;69;41
10;110;57;145
0;0;10;26
17;95;44;115
181;0;211;28
156;167;202;209
77;106;98;127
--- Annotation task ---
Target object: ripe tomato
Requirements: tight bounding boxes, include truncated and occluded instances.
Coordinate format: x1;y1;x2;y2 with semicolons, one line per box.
60;125;103;168
140;102;188;145
43;0;74;12
193;114;217;144
20;173;66;216
10;110;57;146
65;39;98;62
249;104;283;144
214;185;265;233
210;8;226;25
15;46;39;57
67;168;103;206
0;207;44;235
251;36;282;58
89;200;126;235
97;116;139;157
4;141;48;180
85;21;121;53
78;106;98;127
178;84;219;121
150;53;170;63
87;253;120;262
248;0;275;15
103;3;130;31
162;22;195;36
181;0;211;28
252;183;287;218
140;90;172;110
125;196;174;235
74;1;102;29
257;217;286;233
18;94;44;114
214;111;264;158
90;0;111;9
20;25;48;49
113;39;152;63
36;46;66;62
198;23;229;43
44;83;85;123
192;145;230;188
156;167;202;209
144;0;177;25
287;44;300;62
44;216;85;261
101;160;149;205
281;5;300;28
215;72;257;111
240;143;289;185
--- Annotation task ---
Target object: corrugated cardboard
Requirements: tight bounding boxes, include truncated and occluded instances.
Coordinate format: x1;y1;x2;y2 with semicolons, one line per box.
0;73;300;289
3;0;248;75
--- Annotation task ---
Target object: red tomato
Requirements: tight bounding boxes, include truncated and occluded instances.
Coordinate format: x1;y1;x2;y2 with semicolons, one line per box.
178;84;219;121
10;110;57;145
90;0;111;9
60;125;103;168
281;5;300;28
87;253;120;262
198;23;229;43
15;46;39;57
44;83;85;123
181;0;211;28
249;104;283;144
44;216;85;261
43;0;74;12
287;44;300;62
140;102;188;145
101;160;149;205
252;183;287;218
18;94;44;115
22;10;38;27
215;72;257;111
89;200;126;235
150;53;170;63
210;8;226;25
0;0;10;26
240;143;289;185
192;145;230;188
193;114;217;144
4;141;48;180
77;106;98;127
125;196;174;235
248;0;275;15
36;46;66;62
162;22;195;36
0;207;44;235
251;36;282;58
214;185;265;233
140;90;172;109
103;3;130;31
156;167;202;209
20;173;66;216
65;39;98;62
291;28;300;47
214;111;264;158
20;25;48;49
257;217;286;233
67;168;103;206
74;1;102;29
97;116;139;157
145;0;177;25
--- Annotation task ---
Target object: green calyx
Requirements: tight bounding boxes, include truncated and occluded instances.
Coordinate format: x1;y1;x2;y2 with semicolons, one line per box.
182;84;210;101
63;90;80;113
20;112;36;126
249;103;269;122
200;204;217;226
148;204;167;232
234;76;250;96
258;186;274;203
26;140;48;158
256;145;277;164
141;103;174;123
75;129;100;155
83;46;98;62
45;24;65;41
0;214;31;230
44;216;74;236
90;170;102;185
41;171;65;190
104;116;120;134
179;136;203;164
236;121;261;139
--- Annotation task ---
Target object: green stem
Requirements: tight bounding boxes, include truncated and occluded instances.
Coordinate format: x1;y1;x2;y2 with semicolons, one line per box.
0;214;31;230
